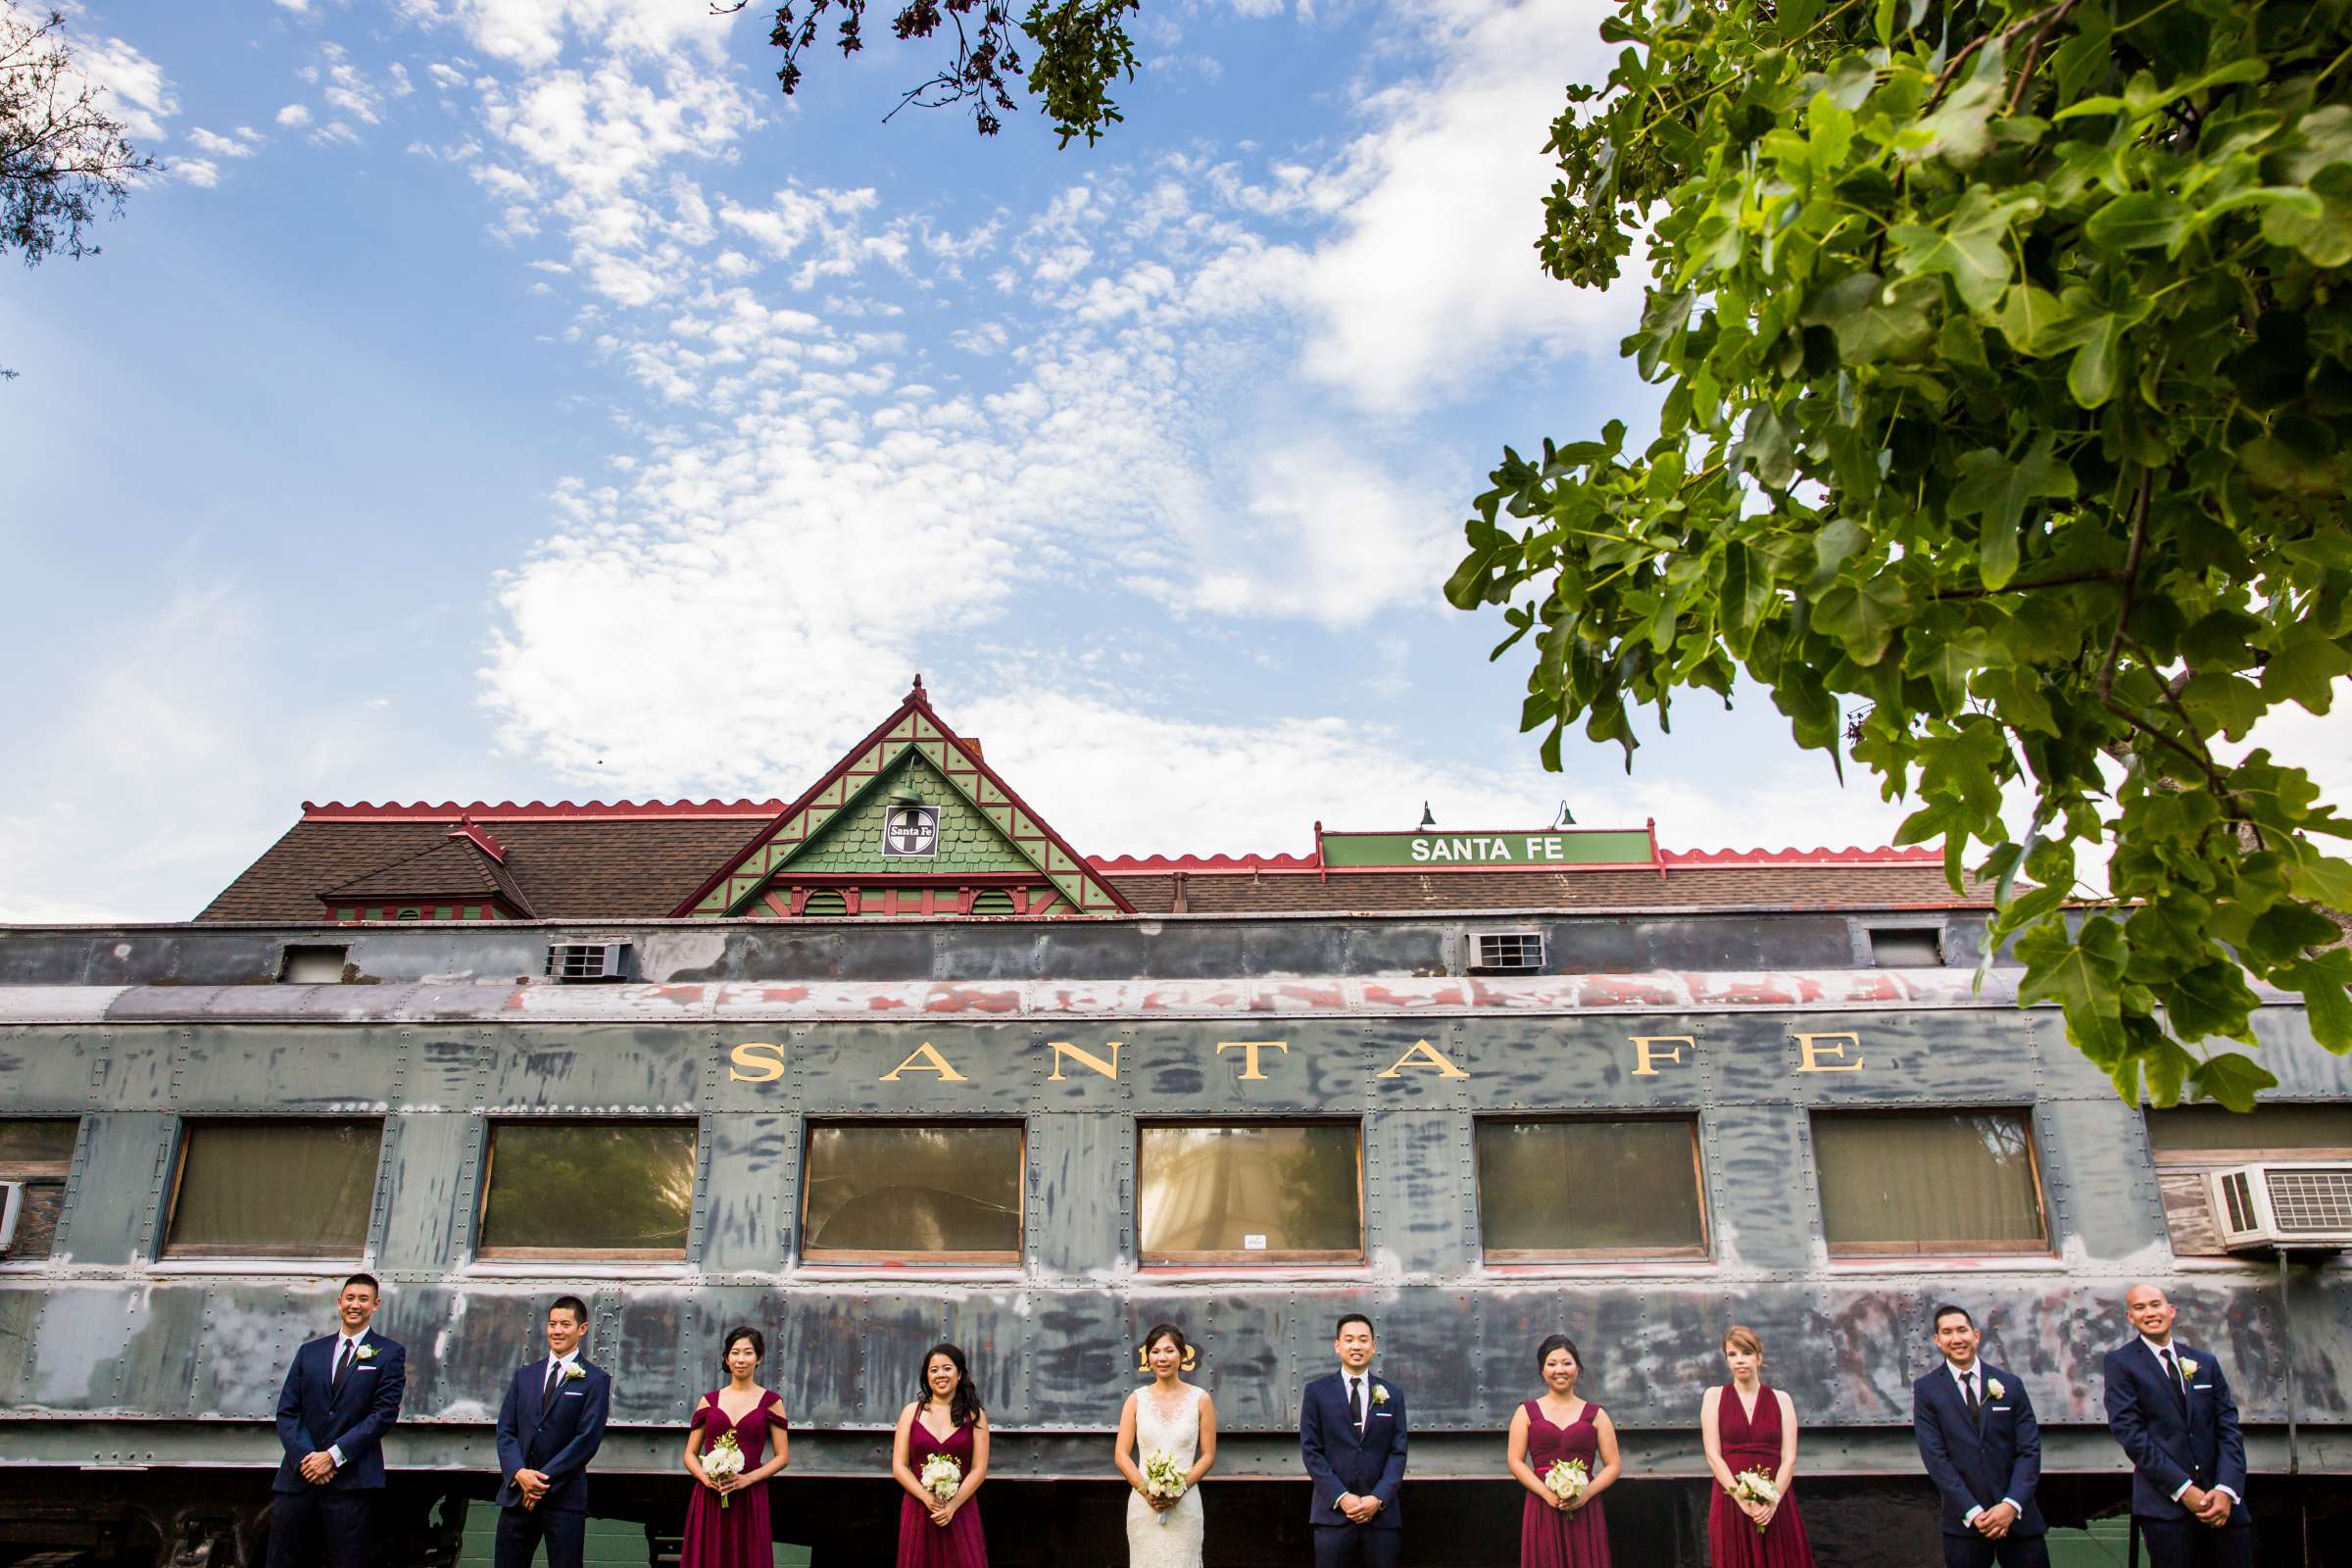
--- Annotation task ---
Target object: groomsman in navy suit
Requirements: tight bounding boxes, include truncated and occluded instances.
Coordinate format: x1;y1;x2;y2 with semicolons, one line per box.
2102;1283;2252;1568
1298;1313;1407;1568
1911;1303;2048;1568
268;1272;407;1568
493;1296;612;1568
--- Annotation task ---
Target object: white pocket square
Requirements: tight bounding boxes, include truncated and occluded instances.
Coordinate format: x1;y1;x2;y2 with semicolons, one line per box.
2192;1384;2212;1391
562;1389;585;1396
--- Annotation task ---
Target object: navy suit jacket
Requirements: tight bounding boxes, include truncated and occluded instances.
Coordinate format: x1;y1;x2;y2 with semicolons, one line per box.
2102;1339;2249;1524
1299;1371;1406;1529
1911;1362;2045;1538
494;1357;612;1513
272;1330;406;1493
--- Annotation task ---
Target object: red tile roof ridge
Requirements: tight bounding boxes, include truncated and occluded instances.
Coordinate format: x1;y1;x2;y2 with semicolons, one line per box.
1090;853;1321;873
1661;845;1941;864
302;799;790;819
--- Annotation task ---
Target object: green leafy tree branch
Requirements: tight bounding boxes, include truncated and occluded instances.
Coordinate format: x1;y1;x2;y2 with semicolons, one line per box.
1446;0;2352;1108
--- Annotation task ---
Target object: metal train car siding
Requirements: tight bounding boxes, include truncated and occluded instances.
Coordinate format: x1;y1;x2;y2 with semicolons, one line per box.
0;912;2347;1568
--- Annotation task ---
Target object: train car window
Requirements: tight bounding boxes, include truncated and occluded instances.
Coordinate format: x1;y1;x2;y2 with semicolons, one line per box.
0;1118;78;1262
477;1120;698;1260
1811;1110;2048;1255
1475;1117;1707;1259
1138;1122;1362;1264
2146;1103;2352;1158
2145;1103;2352;1256
164;1120;381;1260
802;1121;1023;1263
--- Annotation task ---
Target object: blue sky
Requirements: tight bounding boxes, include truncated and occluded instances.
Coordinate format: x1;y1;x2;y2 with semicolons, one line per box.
14;0;2334;922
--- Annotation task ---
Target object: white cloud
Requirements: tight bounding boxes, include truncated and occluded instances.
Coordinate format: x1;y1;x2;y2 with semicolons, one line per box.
276;102;313;126
10;6;178;144
395;0;739;72
188;126;259;158
172;157;220;187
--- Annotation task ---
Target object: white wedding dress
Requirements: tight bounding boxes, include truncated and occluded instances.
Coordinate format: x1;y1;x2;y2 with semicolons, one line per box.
1125;1383;1205;1567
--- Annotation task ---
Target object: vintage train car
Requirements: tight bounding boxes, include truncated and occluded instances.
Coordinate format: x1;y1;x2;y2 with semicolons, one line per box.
0;689;2345;1567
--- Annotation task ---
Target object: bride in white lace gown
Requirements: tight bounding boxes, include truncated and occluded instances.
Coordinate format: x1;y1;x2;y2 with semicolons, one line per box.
1116;1325;1217;1568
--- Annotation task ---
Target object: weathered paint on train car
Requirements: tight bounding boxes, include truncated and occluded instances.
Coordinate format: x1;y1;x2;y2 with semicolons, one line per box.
0;916;2345;1566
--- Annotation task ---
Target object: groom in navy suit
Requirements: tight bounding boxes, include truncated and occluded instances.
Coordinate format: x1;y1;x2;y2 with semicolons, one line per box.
1299;1313;1407;1568
1911;1303;2048;1568
2103;1283;2252;1568
493;1296;612;1568
268;1272;407;1568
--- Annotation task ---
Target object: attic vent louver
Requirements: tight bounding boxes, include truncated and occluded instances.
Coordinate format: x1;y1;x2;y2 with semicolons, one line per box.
545;941;633;983
1467;929;1545;974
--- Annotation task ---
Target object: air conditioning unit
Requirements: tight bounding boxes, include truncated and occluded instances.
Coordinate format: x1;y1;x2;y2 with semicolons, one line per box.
2208;1162;2352;1250
0;1181;22;1257
545;942;633;983
1467;929;1545;974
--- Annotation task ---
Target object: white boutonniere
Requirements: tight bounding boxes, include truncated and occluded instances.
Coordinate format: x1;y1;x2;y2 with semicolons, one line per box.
1985;1378;2003;1399
355;1346;376;1362
2178;1358;2198;1380
564;1363;586;1382
1371;1384;1390;1406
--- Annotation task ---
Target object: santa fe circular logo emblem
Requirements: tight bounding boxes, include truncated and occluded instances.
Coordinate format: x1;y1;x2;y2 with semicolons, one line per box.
883;806;939;858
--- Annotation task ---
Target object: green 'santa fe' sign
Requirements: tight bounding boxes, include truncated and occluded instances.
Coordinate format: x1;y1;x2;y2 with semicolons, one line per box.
1320;829;1656;868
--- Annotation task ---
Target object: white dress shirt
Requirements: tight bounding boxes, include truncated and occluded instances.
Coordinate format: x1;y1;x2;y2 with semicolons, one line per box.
2138;1336;2239;1505
1943;1359;2019;1525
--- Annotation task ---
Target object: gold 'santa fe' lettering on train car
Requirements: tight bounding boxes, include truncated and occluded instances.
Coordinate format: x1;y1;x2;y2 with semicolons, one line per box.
724;1032;1873;1085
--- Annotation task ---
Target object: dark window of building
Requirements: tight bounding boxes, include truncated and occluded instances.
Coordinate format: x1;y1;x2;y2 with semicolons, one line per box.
478;1121;698;1260
278;945;350;983
1476;1116;1707;1258
970;889;1015;915
802;890;847;917
165;1120;381;1259
0;1119;78;1261
1139;1122;1362;1263
1867;926;1944;966
1812;1110;2048;1255
802;1122;1023;1262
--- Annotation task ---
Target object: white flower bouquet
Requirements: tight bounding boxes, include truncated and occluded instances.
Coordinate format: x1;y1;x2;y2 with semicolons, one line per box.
1543;1457;1589;1507
702;1431;745;1509
1142;1449;1190;1523
920;1452;963;1505
1730;1468;1779;1535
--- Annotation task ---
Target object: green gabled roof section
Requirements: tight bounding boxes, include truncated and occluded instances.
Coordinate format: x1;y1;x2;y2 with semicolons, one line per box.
672;678;1135;917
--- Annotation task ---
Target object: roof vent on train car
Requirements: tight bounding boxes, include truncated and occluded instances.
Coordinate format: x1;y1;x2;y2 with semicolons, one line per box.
1867;926;1945;966
545;941;634;983
0;1182;22;1257
2208;1162;2352;1251
1467;929;1546;974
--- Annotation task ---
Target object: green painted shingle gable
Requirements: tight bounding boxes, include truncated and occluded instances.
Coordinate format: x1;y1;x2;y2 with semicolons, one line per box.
785;754;1031;875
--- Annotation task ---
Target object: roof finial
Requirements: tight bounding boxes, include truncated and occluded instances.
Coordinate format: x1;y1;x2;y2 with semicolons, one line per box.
909;673;926;700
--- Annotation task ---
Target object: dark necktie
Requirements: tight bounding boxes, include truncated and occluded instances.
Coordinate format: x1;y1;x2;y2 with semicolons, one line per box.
543;1359;564;1408
2162;1348;2187;1404
1963;1370;1981;1422
1349;1377;1363;1431
331;1340;354;1397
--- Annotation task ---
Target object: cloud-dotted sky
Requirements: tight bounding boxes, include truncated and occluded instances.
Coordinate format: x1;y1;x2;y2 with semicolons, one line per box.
4;0;2343;921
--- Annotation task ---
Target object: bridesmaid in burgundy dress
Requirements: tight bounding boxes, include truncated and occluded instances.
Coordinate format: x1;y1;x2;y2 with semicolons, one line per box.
893;1342;990;1568
1505;1334;1620;1567
681;1327;790;1568
1700;1326;1816;1568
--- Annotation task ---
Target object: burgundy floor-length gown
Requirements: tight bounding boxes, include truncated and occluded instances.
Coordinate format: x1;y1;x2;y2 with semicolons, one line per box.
897;1417;987;1568
682;1390;784;1568
1520;1399;1612;1568
1707;1385;1815;1568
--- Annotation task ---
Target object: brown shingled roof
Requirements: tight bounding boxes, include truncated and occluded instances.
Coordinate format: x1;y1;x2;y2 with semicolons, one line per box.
199;809;1988;922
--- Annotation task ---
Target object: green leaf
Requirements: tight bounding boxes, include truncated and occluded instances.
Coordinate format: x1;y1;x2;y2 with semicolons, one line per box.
1888;187;2038;314
1811;573;1911;665
2285;854;2352;910
2262;631;2352;713
2163;959;2261;1042
1947;436;2079;589
2085;191;2188;252
2261;166;2352;269
1992;284;2084;356
2017;915;2126;1020
1799;272;1935;365
2186;1053;2278;1112
2067;310;2125;408
1907;65;2002;168
2276;949;2352;1052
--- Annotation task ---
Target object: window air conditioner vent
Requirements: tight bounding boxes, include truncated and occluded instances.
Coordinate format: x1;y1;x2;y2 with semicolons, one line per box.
0;1182;22;1257
1467;929;1545;975
545;942;634;983
2206;1162;2352;1251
